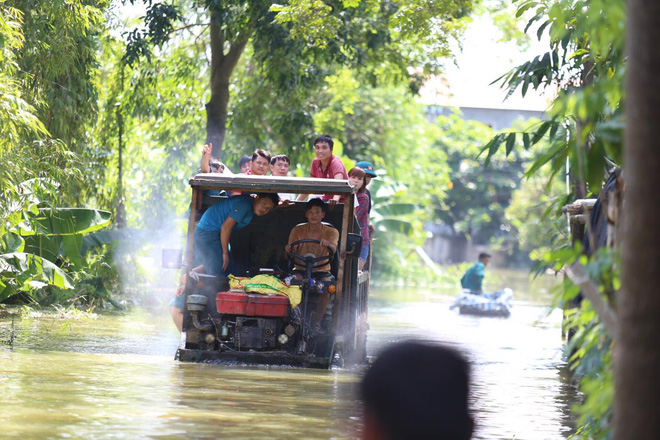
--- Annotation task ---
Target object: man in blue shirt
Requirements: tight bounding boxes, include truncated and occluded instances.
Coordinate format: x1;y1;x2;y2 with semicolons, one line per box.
169;193;278;331
193;193;277;275
460;252;491;294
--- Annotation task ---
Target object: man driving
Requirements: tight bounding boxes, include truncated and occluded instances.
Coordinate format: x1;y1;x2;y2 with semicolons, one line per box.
284;198;339;334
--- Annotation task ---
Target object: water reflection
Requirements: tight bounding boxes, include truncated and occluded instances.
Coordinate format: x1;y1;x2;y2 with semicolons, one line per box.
1;271;575;439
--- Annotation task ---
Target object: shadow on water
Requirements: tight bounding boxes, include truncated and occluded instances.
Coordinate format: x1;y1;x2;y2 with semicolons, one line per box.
0;269;577;439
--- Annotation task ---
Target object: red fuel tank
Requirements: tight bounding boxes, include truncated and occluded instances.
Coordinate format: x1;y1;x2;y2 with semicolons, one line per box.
216;291;289;317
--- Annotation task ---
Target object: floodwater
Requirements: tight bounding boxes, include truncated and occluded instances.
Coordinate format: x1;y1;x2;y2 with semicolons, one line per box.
0;270;576;439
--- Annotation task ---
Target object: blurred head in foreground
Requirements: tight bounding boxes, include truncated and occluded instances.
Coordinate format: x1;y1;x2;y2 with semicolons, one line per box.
360;341;473;440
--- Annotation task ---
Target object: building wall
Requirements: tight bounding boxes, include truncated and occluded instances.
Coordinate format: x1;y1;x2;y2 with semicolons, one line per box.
426;106;545;130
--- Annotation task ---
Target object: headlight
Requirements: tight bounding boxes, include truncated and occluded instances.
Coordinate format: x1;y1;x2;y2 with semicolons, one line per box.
278;334;289;345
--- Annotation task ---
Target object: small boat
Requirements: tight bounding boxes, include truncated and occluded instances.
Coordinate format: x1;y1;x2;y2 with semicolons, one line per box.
449;288;514;317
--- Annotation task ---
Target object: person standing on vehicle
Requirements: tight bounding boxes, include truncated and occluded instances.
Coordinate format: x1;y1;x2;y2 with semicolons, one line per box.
460;252;491;294
355;160;377;213
348;167;370;272
170;193;279;331
230;149;272;196
270;154;296;201
297;135;348;205
355;160;377;251
199;143;231;174
238;155;252;174
247;149;271;175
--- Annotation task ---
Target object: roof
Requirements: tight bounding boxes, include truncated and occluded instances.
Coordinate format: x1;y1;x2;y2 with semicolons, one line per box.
189;173;355;195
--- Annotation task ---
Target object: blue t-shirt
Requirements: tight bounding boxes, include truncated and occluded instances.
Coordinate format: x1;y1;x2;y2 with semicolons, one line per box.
196;196;254;232
460;261;486;291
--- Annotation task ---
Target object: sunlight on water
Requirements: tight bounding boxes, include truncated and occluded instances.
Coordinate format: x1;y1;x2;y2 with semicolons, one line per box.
0;270;575;439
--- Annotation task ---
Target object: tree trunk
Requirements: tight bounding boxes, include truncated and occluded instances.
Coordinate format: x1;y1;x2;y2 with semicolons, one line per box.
615;1;660;438
116;64;126;229
205;10;251;159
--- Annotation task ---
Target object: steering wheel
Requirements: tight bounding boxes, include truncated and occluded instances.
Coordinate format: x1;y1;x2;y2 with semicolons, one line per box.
287;239;335;270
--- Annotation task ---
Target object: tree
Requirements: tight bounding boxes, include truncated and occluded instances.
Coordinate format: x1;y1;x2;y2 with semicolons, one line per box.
0;2;47;153
10;0;107;152
124;0;473;158
433;112;523;245
615;1;660;437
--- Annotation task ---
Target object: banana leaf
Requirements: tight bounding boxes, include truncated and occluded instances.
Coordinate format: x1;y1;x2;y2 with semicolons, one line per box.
81;228;157;254
19;208;112;236
1;232;25;253
22;235;60;263
0;252;72;301
374;218;413;235
371;203;419;217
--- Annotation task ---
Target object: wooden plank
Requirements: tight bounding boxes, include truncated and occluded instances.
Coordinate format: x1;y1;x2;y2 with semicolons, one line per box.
565;262;618;335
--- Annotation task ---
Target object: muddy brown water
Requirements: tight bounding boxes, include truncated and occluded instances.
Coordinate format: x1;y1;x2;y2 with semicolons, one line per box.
0;271;576;439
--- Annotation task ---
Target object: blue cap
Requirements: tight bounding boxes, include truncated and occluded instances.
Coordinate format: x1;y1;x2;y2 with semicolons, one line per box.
355;161;377;177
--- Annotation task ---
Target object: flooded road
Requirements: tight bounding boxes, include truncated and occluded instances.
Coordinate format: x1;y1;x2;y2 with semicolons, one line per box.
0;272;576;439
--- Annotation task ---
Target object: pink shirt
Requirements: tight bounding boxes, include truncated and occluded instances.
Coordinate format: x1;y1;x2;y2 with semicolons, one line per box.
355;192;370;245
310;155;348;202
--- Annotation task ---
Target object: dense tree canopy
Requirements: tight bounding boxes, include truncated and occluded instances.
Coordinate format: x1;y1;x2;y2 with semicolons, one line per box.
124;0;473;156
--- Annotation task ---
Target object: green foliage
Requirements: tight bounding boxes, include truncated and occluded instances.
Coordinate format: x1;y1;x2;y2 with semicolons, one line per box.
433;112;524;245
0;2;121;307
0;171;115;305
0;2;48;149
483;0;625;193
367;175;429;279
274;0;473;90
552;246;618;440
485;1;625;437
478;0;531;47
124;0;476;155
0;252;72;301
11;0;108;151
505;129;569;259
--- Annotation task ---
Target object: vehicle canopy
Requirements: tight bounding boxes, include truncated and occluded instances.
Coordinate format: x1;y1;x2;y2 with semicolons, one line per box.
186;174;358;292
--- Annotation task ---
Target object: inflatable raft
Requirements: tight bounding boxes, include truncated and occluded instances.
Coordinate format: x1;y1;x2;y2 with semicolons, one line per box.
449;288;514;317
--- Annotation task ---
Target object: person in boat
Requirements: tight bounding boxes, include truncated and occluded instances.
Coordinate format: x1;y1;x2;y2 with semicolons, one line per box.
284;198;339;334
360;340;473;440
297;134;348;205
170;193;279;331
347;167;370;272
460;252;491;294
